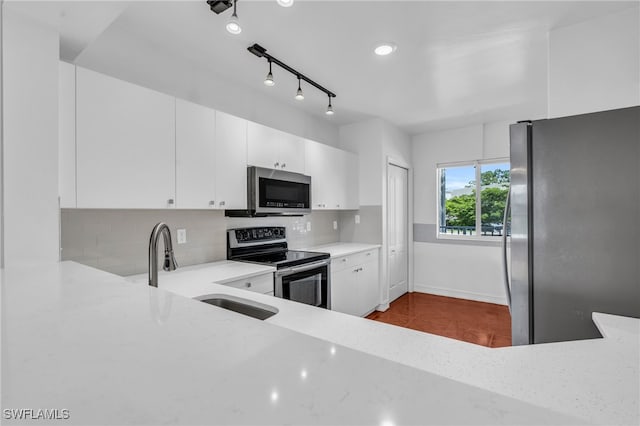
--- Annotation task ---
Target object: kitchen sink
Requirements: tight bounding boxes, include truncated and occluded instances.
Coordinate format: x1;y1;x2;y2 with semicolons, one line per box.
194;294;278;320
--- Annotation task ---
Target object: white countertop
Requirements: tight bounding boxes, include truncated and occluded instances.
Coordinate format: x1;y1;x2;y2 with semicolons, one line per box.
123;257;639;425
303;242;381;257
1;261;585;425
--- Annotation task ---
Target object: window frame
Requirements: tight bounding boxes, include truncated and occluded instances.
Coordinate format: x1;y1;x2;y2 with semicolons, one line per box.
436;157;510;241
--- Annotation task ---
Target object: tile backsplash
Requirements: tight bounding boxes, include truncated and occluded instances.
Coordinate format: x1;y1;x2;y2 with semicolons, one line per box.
61;209;340;276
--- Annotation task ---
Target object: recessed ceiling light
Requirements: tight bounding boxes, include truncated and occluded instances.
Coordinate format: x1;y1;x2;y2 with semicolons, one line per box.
277;0;294;7
374;43;397;56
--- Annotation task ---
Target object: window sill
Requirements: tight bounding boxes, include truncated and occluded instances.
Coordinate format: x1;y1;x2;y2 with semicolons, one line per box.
435;234;510;245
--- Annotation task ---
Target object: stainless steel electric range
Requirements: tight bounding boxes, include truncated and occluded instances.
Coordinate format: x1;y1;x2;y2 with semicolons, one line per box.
227;227;330;309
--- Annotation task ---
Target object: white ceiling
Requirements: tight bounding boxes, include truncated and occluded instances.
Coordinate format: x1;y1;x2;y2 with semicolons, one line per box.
11;0;639;134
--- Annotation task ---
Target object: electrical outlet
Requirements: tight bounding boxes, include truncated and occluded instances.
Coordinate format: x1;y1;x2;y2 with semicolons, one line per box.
333;220;338;230
177;229;187;244
355;215;360;224
306;222;312;231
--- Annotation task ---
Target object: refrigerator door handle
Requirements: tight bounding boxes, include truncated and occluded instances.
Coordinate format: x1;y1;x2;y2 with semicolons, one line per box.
502;187;512;313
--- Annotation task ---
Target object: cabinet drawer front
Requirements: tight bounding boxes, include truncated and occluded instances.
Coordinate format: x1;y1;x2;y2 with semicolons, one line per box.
332;249;379;272
223;273;274;294
331;255;357;273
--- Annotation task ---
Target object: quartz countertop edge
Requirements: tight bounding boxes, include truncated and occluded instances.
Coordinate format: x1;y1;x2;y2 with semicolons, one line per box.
302;242;382;257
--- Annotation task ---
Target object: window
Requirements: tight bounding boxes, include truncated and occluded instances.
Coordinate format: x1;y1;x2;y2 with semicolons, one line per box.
437;160;510;238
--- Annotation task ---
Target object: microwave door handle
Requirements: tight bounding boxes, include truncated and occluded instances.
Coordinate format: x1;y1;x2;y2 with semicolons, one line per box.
276;260;329;276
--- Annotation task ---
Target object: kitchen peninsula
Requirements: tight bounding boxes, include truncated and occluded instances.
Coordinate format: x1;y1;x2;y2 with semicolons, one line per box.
2;261;638;425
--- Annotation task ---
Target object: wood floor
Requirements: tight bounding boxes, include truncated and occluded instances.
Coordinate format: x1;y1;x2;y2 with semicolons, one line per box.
366;293;512;348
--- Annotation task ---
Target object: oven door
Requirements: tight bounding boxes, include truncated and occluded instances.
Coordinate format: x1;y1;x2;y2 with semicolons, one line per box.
275;260;330;309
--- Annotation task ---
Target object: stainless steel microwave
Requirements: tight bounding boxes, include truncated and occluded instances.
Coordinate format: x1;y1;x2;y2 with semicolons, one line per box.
225;166;312;217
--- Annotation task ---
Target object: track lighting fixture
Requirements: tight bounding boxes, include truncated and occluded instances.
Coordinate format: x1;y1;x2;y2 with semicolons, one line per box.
225;0;241;35
208;0;295;33
248;43;336;115
295;77;304;101
326;95;334;116
264;60;275;87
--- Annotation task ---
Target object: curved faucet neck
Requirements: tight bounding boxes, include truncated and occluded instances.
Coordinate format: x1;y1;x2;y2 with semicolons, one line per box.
148;222;178;287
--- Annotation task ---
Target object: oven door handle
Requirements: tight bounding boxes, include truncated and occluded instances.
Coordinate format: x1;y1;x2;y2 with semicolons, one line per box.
276;260;330;276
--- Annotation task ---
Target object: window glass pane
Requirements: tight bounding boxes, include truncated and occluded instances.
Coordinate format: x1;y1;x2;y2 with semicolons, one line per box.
439;165;476;236
480;162;510;236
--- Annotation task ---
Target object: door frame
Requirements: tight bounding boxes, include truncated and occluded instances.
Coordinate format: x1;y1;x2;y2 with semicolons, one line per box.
380;156;413;310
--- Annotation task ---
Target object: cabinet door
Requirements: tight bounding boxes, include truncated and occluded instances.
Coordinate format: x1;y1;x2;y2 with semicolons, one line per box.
247;121;279;169
59;61;76;208
175;99;216;209
328;147;346;209
76;68;175;208
278;133;305;173
304;140;332;209
215;111;247;209
331;267;360;315
343;150;359;210
357;260;380;316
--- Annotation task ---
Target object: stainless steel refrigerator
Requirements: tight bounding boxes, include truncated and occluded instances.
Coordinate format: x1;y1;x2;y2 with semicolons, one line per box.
507;106;640;345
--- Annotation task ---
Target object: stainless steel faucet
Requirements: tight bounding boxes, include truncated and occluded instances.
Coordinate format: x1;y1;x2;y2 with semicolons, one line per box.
148;222;178;287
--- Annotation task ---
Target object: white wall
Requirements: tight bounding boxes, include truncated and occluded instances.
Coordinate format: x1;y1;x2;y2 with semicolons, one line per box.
2;7;60;266
549;7;640;118
339;119;383;206
74;23;339;147
339;118;412;308
412;121;511;305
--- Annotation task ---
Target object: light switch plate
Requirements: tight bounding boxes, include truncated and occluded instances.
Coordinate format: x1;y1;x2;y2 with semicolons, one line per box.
306;222;312;231
333;221;338;230
177;229;187;244
355;215;360;224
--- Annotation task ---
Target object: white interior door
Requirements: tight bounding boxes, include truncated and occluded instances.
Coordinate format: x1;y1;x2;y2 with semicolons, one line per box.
387;164;409;303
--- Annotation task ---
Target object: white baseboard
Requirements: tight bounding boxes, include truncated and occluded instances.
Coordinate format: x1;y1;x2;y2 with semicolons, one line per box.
412;284;507;306
375;302;390;312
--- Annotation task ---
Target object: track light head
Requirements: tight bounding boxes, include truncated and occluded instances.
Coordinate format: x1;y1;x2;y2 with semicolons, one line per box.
264;60;275;86
264;72;275;86
225;0;241;34
295;78;304;100
326;96;334;115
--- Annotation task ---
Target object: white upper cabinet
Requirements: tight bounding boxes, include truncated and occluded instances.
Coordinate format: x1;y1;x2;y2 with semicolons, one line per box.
304;140;359;210
304;140;332;209
175;99;216;209
214;111;247;210
175;104;247;210
277;131;306;173
58;61;76;208
76;68;176;209
247;121;305;173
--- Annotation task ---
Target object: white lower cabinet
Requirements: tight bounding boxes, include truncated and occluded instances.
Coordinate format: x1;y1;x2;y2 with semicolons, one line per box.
223;273;274;296
330;249;379;316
